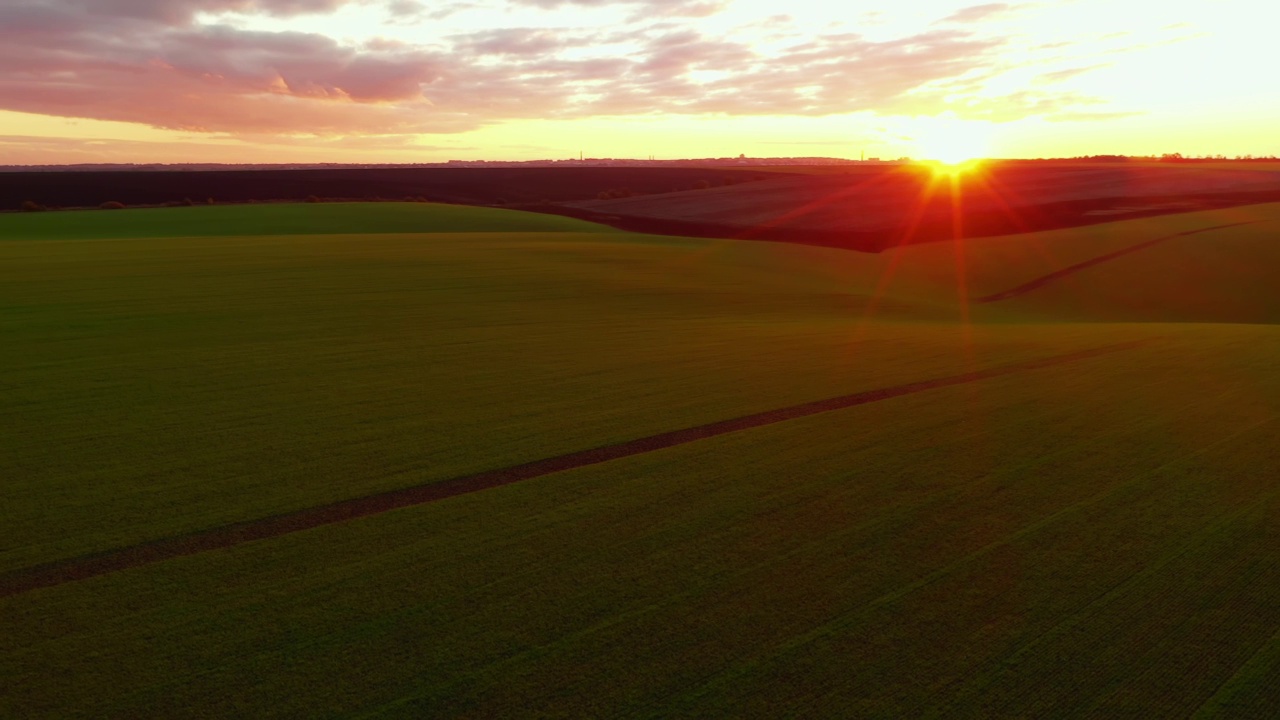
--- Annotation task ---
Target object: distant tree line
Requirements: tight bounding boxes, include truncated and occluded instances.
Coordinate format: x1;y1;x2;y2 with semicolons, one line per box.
1062;154;1280;163
19;198;215;212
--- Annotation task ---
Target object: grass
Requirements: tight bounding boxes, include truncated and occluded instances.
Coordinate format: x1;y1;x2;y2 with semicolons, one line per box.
984;218;1280;323
5;325;1279;717
878;203;1280;321
0;225;969;571
3;202;1279;717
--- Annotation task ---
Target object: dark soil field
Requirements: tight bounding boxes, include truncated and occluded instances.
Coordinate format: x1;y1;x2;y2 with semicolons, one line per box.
566;162;1280;250
0;166;771;210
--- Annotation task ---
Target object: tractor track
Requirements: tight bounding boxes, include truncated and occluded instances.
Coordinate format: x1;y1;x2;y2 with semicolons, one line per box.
975;222;1261;303
0;338;1159;599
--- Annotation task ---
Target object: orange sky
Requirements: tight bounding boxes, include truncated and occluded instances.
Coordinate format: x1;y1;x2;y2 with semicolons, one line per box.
0;0;1275;164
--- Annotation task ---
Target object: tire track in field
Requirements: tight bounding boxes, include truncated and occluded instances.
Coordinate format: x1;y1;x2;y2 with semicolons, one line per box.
0;338;1158;599
975;221;1261;304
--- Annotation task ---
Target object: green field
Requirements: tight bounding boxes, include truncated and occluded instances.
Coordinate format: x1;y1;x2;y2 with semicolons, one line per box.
3;202;1279;717
0;202;612;241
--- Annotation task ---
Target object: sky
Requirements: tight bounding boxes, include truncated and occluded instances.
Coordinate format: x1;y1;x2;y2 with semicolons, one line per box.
0;0;1276;164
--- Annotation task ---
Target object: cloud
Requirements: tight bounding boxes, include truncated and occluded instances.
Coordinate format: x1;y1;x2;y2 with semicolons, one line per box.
36;0;355;24
0;0;1099;138
633;29;1006;117
384;0;421;12
0;1;457;133
1046;110;1144;122
513;0;716;9
381;0;462;23
938;3;1019;24
889;86;1126;123
1036;64;1108;84
452;28;574;57
0;132;463;165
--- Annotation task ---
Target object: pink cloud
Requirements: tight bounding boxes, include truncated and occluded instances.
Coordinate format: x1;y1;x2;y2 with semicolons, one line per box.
454;28;573;57
0;1;455;133
74;0;353;21
0;0;1102;138
939;3;1020;25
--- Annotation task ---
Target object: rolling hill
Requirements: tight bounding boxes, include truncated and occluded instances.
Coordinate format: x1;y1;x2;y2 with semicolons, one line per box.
2;201;1278;718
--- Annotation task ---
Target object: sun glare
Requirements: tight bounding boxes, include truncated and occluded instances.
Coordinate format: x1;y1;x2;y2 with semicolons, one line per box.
925;158;985;178
913;116;993;167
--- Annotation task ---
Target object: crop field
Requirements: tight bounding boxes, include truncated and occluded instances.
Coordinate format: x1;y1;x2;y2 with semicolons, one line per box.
3;201;1280;717
0;202;611;241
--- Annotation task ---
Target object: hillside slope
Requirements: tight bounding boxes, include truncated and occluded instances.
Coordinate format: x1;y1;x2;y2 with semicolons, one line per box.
0;202;616;240
875;203;1280;324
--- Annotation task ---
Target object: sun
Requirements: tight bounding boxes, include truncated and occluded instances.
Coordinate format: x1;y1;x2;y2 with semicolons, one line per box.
930;147;983;165
914;116;993;167
924;158;985;178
